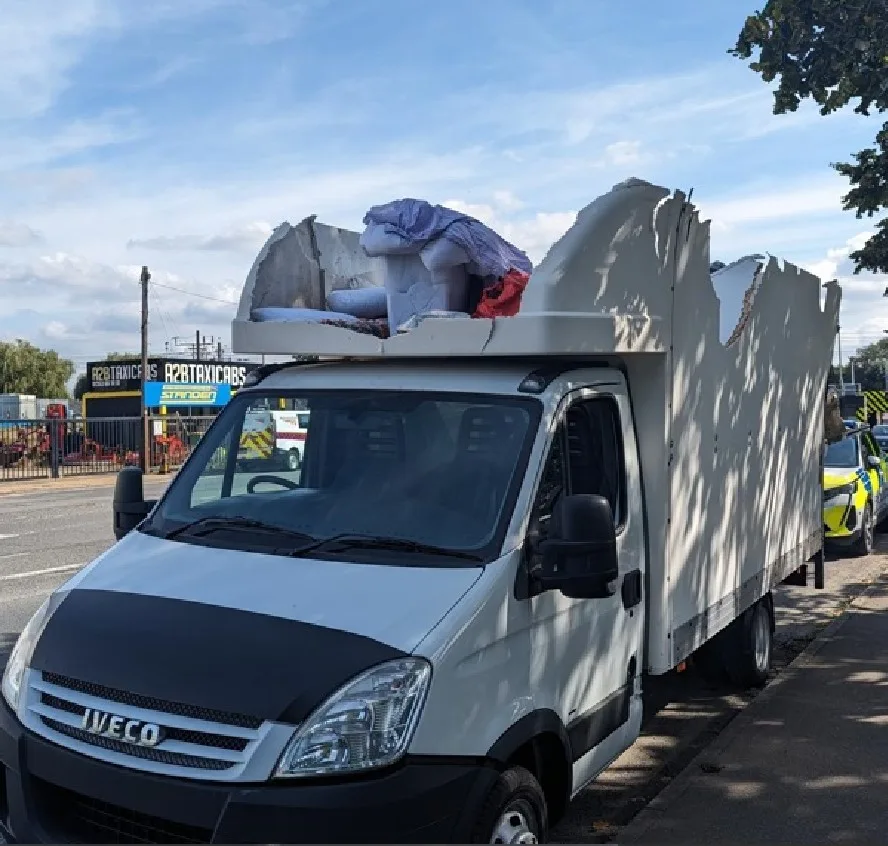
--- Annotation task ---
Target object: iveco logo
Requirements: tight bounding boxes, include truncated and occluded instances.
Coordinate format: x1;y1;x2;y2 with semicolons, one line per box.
81;708;164;747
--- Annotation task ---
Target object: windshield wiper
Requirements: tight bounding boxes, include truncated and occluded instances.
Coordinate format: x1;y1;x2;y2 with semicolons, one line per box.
291;533;483;562
164;516;316;545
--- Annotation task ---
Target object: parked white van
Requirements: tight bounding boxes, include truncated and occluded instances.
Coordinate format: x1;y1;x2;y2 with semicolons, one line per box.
271;409;309;471
0;180;839;844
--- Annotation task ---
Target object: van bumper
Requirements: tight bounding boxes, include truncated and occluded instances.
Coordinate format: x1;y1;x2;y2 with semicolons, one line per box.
0;701;496;844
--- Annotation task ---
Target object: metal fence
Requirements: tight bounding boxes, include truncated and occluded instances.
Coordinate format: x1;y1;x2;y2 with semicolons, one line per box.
0;416;215;482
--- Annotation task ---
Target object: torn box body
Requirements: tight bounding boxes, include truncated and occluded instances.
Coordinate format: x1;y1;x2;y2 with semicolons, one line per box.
232;178;840;672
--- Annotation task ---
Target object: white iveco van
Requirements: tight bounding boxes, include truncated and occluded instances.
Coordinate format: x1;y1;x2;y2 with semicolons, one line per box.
0;180;837;844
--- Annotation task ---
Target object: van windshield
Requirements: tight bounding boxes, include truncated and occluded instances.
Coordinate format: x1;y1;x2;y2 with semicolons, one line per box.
144;389;541;566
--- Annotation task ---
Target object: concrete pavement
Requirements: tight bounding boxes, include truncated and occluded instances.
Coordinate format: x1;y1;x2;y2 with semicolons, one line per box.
552;542;888;842
619;574;888;845
0;470;176;496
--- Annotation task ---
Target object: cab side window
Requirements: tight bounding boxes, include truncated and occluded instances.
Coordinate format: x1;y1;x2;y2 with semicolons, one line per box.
564;401;624;523
527;398;626;568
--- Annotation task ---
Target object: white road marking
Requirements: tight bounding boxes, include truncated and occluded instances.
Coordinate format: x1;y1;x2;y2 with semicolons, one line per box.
0;552;28;561
0;563;84;582
0;533;20;540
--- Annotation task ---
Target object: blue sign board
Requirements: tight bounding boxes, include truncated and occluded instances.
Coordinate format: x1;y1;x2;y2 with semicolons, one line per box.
143;381;232;408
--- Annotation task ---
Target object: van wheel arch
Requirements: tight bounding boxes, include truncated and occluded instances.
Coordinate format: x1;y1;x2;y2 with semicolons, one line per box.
486;710;572;826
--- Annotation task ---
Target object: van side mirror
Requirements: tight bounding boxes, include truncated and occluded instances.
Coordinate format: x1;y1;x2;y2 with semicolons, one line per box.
113;466;155;540
538;494;619;599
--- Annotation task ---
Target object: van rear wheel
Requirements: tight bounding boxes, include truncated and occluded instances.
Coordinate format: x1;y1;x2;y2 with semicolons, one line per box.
725;598;773;689
472;766;548;844
693;596;773;689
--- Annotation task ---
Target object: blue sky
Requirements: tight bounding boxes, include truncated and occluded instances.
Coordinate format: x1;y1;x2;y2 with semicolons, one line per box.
1;0;884;373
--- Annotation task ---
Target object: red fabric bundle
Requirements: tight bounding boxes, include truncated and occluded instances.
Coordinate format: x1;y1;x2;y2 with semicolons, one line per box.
472;269;530;319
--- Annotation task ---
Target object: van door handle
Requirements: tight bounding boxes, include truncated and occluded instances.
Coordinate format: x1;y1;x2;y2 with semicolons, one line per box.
621;569;643;610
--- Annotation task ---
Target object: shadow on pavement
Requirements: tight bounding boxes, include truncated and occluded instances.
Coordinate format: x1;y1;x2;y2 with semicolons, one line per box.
619;577;888;845
552;561;888;843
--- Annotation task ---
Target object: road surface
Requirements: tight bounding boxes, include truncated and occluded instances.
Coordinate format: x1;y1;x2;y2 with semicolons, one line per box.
0;480;166;646
1;480;886;843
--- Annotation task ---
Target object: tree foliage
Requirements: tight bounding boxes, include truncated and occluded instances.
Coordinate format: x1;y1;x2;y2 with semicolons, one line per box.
829;337;888;390
72;374;89;401
72;352;139;400
731;0;888;273
0;340;74;399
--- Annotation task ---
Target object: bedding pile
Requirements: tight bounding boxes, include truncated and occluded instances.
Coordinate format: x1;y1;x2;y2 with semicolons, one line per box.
247;199;534;337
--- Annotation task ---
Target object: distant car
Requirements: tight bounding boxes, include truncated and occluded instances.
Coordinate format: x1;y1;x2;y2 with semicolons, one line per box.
872;424;888;454
823;428;888;555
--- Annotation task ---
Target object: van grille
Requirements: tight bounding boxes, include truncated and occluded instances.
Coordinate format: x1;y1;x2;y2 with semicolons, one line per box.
41;718;234;771
26;671;265;778
41;672;262;729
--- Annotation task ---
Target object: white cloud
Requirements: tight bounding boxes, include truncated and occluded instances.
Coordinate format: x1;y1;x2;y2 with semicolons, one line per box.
801;232;872;281
700;178;847;231
0;0;318;121
0;251;239;362
0;220;44;247
126;222;274;253
546;75;761;147
604;141;643;167
0;0;110;119
0;111;143;172
42;320;71;340
799;232;888;355
441;196;576;264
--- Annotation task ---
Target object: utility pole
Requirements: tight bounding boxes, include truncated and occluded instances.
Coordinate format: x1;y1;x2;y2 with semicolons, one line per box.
217;340;224;361
140;266;151;474
195;329;201;362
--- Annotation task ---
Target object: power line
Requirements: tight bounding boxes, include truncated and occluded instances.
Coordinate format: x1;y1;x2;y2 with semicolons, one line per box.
150;288;171;349
151;285;184;341
148;279;237;305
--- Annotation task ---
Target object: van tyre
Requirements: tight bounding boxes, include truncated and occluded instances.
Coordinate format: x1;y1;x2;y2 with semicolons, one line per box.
724;598;773;689
853;502;874;556
285;448;301;471
472;766;548;844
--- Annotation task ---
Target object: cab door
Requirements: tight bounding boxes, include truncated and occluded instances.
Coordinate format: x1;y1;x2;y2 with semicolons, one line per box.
524;385;646;793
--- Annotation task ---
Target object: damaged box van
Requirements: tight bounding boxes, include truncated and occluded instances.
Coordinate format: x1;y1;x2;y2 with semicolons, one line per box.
0;180;839;844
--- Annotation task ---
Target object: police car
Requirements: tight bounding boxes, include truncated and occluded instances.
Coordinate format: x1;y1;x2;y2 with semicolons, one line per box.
823;426;888;555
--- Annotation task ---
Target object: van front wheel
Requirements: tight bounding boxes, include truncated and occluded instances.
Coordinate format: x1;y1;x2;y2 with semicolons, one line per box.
472;766;548;844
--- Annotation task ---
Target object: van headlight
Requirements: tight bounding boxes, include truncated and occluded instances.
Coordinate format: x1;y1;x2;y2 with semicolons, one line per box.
273;658;431;778
1;598;53;715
